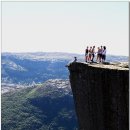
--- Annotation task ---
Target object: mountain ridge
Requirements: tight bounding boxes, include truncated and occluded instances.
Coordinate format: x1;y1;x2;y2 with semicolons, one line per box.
2;52;128;85
2;79;79;130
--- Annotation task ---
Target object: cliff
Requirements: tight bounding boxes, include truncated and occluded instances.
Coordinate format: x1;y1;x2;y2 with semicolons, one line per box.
68;62;129;130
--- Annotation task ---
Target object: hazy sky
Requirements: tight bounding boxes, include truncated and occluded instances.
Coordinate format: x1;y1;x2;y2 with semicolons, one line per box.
2;2;129;56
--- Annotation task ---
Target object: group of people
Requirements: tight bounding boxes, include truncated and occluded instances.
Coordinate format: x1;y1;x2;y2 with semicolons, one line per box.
85;46;106;63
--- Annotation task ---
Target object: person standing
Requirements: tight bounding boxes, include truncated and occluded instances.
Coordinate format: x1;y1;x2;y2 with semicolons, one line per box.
99;46;103;62
85;46;89;62
102;46;106;62
89;46;92;62
91;46;95;62
96;47;100;63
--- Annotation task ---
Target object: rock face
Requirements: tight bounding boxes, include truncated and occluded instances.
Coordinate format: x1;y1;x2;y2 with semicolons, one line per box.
68;62;129;130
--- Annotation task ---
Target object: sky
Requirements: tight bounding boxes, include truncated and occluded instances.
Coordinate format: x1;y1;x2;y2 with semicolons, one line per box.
2;1;129;56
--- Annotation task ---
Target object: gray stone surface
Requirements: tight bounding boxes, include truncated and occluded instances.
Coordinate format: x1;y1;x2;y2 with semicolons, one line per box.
68;62;129;130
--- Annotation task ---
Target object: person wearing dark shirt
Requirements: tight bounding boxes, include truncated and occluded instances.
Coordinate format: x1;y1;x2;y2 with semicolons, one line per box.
91;46;95;62
102;46;106;62
85;46;89;62
73;57;77;62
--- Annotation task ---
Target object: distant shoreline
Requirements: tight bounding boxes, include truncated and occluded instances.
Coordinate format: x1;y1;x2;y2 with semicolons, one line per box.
1;51;129;57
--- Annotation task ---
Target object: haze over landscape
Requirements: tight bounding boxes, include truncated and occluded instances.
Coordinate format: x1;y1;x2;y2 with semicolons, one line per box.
2;2;129;56
1;52;128;130
1;1;129;130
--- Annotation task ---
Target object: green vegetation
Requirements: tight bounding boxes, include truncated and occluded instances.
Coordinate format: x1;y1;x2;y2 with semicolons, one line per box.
2;84;78;130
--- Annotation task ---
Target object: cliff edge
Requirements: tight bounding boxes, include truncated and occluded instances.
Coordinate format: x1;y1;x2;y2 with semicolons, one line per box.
68;62;129;130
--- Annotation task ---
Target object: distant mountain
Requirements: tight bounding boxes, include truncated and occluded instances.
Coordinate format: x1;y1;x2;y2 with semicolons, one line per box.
1;52;128;130
2;79;79;130
1;52;128;85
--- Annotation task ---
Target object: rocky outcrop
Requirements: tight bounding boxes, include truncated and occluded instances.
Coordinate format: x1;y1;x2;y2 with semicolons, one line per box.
68;62;129;130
